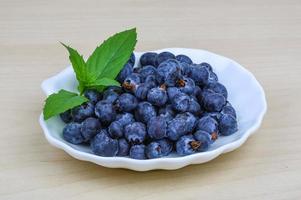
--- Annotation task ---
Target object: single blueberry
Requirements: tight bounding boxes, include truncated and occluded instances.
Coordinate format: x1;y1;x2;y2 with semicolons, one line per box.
124;122;146;144
196;116;219;141
221;102;237;118
140;52;157;67
158;104;175;121
171;92;190;112
103;89;119;104
137;65;157;80
156;59;181;86
122;73;142;92
199;62;213;71
167;87;182;100
84;89;102;104
155;51;176;66
204;82;228;99
129;144;146;159
176;54;193;64
218;114;238;136
202;91;226;112
208;70;218;84
116;112;135;126
144;75;158;88
71;102;95;122
177;77;195;95
90;130;119;157
81;117;101;142
134;83;150;100
146;142;164;159
60;110;73;123
190;64;209;86
117;63;133;83
135;101;157;124
147;86;168;106
176;135;199;156
108;121;124;138
63;122;84;144
117;138;130;156
193;130;211;151
116;93;138;112
95;100;116;125
157;139;173;156
188;97;202;115
147;116;167;139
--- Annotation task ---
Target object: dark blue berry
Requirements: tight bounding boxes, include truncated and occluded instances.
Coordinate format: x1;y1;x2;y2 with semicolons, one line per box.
156;59;181;86
81;117;101;142
135;102;157;123
117;63;133;83
218;114;238;136
204;82;228;99
84;89;102;104
129;144;146;159
155;51;176;66
124;122;146;144
196;116;219;141
137;65;157;80
116;112;135;126
147;116;167;139
90;130;119;157
140;52;157;67
116;93;138;112
167;87;181;100
144;75;158;88
117;138;130;156
199;62;213;71
158;104;175;121
134;83;150;100
95;100;116;125
60;110;73;123
188;97;202;115
103;89;119;104
171;92;190;112
193;130;211;151
71;102;95;122
147;86;168;106
108;121;123;138
146;142;164;159
190;64;209;86
122;73;142;92
157;139;173;156
202;90;226;112
221;102;237;118
128;53;135;66
176;135;199;156
177;77;195;95
63;122;84;144
208;70;218;84
176;54;193;64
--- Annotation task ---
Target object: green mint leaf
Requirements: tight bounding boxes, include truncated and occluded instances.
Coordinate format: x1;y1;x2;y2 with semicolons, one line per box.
87;77;120;87
43;89;88;120
60;42;88;93
86;28;137;82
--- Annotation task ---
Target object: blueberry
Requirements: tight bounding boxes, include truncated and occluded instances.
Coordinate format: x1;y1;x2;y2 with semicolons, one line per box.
193;130;211;151
167;87;181;100
196;116;219;141
188;97;202;115
221;102;237;118
128;53;135;66
122;73;142;92
146;142;165;159
106;86;123;94
60;110;73;123
171;92;190;112
147;116;167;139
84;89;102;104
199;62;213;71
129;144;146;159
135;102;157;123
140;52;157;67
144;75;158;88
202;90;226;112
90;130;119;157
177;77;195;95
116;93;138;112
201;112;221;121
71;102;95;122
108;121;124;138
63;122;84;144
204;82;228;99
124;122;146;144
158;104;175;121
176;135;199;156
180;62;193;76
134;83;150;100
190;64;209;86
167;112;196;141
147;86;168;106
137;65;157;80
95;100;116;125
218;114;238;136
157;139;173;156
116;112;135;126
117;63;133;83
103;89;119;104
208;70;218;84
81;117;101;142
193;86;202;101
176;54;193;64
117;138;130;156
155;51;176;66
156;59;181;86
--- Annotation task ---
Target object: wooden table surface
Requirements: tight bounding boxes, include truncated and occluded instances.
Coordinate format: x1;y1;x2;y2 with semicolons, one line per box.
1;0;301;199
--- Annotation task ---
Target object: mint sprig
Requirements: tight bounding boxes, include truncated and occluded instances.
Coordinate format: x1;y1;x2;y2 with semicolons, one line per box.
43;28;137;120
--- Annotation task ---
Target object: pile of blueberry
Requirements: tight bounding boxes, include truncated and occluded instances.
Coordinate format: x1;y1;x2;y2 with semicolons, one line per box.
61;51;238;159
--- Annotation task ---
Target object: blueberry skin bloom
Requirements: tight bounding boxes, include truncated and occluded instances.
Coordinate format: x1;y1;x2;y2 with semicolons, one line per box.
81;117;101;142
167;87;181;100
134;83;150;100
218;114;238;136
122;73;142;92
156;59;181;86
176;54;193;64
140;52;157;67
196;116;219;141
137;65;157;80
95;100;116;125
60;110;73;123
188;97;202;115
204;82;228;99
116;112;135;126
90;130;119;157
71;102;95;123
177;77;195;95
221;102;237;118
202;90;226;112
146;142;165;159
147;86;168;106
124;122;147;144
176;135;200;156
171;93;190;112
117;63;133;83
63;122;84;144
155;51;176;66
108;121;124;138
117;138;130;156
135;102;157;124
103;89;119;104
147;116;167;139
157;139;173;156
158;104;175;121
129;144;146;159
193;130;212;151
84;89;102;104
116;93;138;112
190;64;209;86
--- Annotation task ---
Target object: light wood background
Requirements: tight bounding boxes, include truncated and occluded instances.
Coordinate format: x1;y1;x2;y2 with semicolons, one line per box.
1;0;301;199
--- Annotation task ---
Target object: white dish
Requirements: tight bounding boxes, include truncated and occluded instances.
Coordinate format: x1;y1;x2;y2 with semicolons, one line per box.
39;48;267;171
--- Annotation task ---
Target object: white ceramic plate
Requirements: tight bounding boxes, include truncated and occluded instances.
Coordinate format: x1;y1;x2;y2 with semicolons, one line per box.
39;48;267;171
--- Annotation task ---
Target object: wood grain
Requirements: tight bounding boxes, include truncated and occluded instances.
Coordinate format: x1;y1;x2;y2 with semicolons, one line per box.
0;0;301;199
